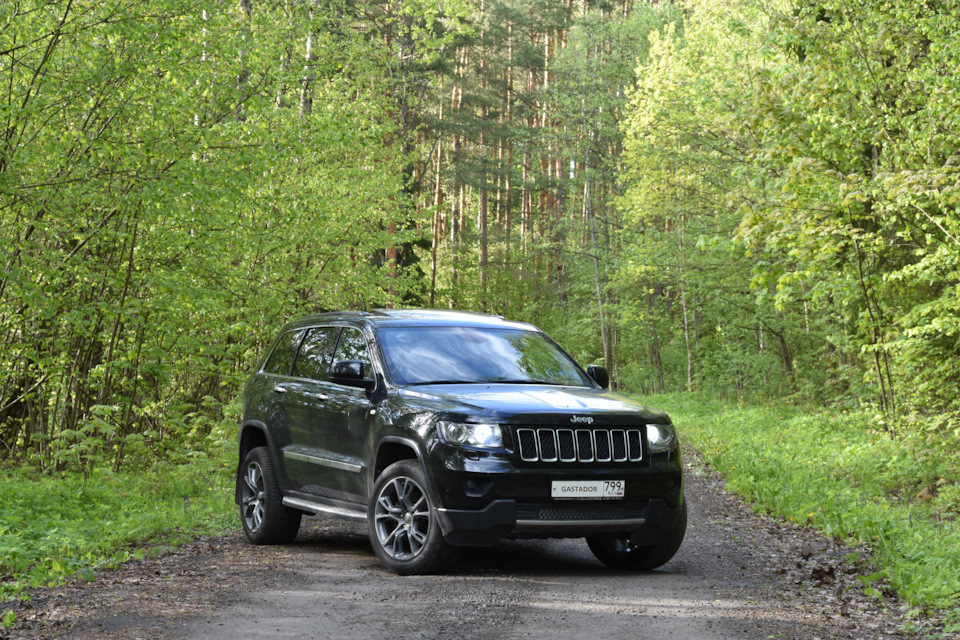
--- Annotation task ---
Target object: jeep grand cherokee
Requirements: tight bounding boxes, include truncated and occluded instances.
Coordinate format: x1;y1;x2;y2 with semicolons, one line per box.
236;309;686;574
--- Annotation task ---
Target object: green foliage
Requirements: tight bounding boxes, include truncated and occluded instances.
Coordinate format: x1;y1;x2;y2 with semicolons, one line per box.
0;0;420;472
654;392;960;610
731;0;960;420
615;1;806;399
0;454;235;599
616;0;960;431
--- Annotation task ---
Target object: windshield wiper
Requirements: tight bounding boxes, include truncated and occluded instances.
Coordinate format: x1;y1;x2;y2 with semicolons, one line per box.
406;379;573;386
488;379;568;386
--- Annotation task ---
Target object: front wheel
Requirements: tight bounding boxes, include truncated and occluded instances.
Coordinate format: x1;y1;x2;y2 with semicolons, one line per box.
587;502;687;571
239;446;302;545
368;460;452;575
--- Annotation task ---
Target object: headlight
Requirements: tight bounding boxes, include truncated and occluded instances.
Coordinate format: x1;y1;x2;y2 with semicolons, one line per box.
437;421;503;448
646;423;677;453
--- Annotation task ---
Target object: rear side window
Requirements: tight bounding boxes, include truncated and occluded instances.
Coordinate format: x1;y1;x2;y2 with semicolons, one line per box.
263;329;305;375
292;327;340;380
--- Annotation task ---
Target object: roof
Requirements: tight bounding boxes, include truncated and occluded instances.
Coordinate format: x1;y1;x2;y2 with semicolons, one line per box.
284;309;536;332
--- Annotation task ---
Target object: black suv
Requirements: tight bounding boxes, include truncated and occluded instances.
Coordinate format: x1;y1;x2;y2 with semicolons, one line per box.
236;309;685;574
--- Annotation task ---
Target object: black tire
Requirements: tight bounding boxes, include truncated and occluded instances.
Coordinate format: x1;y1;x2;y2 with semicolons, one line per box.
238;446;302;544
587;501;687;571
368;460;452;575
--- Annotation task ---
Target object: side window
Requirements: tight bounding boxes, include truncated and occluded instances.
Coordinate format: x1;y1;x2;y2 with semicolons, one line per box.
263;329;305;375
292;327;340;381
333;327;372;377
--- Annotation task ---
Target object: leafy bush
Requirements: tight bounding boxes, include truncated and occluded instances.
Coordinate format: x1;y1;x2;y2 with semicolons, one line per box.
0;453;235;599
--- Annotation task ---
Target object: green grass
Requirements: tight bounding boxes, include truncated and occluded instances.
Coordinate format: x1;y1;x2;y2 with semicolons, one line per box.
639;393;960;629
0;454;236;600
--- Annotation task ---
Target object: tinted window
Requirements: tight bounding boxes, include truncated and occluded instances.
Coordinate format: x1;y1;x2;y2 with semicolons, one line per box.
332;328;372;378
378;327;589;386
292;327;340;380
263;329;305;375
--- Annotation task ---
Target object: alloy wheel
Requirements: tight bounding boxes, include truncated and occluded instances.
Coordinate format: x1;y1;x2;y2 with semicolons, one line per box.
241;460;266;532
373;475;431;560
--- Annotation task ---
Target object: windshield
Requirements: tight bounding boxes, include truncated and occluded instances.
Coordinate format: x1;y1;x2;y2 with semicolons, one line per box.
378;327;591;387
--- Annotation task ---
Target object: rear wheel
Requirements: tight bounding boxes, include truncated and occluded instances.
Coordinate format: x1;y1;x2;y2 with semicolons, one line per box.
587;501;687;570
368;460;452;575
239;446;302;544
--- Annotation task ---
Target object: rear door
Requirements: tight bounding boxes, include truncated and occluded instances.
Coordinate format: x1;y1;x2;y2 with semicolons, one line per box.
252;328;307;489
281;326;341;493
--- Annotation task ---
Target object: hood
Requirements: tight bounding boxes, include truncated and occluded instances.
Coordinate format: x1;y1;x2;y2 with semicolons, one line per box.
396;384;670;424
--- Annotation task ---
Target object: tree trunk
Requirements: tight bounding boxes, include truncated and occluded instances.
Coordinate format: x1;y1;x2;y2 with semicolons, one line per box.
678;213;694;392
584;150;612;373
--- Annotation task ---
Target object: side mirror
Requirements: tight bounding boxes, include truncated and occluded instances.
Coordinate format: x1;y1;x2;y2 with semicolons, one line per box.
330;360;376;390
587;364;609;390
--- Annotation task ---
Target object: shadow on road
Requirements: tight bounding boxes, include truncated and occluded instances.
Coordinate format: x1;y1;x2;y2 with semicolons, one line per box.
288;516;682;579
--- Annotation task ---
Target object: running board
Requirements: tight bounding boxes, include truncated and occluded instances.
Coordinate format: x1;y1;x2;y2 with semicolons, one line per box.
283;496;368;522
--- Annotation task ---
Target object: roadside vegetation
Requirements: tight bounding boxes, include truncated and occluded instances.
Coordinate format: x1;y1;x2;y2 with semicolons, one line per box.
652;393;960;634
0;416;236;608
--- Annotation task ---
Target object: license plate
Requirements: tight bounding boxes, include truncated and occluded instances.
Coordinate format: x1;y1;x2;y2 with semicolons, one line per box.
551;480;625;500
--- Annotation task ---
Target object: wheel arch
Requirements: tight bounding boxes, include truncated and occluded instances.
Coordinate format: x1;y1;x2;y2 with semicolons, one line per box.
372;436;438;502
235;421;276;504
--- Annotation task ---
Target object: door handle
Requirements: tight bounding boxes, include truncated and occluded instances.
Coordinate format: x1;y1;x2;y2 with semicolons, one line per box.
273;385;287;394
313;394;330;402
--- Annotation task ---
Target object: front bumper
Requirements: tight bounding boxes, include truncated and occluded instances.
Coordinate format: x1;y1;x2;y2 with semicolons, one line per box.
436;497;685;547
426;437;684;547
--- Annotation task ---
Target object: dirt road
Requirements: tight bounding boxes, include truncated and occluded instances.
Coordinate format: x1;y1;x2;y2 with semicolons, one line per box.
4;454;909;639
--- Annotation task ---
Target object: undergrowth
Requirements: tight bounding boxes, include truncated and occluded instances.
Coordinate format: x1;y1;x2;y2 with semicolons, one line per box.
0;453;236;601
640;393;960;634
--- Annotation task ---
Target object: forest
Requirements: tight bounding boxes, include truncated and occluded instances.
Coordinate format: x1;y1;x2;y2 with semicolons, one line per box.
2;0;958;471
2;0;960;622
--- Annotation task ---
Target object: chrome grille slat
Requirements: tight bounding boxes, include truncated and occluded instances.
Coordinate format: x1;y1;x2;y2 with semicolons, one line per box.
576;429;594;462
538;428;558;461
595;429;611;461
515;427;644;463
519;429;538;461
628;430;642;459
612;429;627;461
557;429;576;461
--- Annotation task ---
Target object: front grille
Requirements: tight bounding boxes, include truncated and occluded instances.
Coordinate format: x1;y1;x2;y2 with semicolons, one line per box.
516;503;646;521
516;427;643;463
